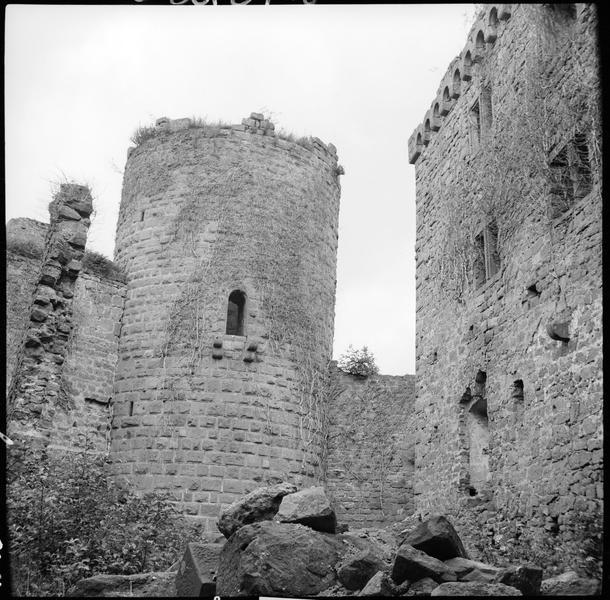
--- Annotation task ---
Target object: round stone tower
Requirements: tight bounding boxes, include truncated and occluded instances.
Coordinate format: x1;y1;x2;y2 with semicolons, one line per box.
110;113;341;528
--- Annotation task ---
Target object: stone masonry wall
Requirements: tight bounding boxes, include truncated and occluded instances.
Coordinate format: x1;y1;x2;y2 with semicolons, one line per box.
110;114;341;529
7;185;94;447
6;215;126;451
408;3;601;551
58;272;126;450
325;366;416;529
6;218;48;390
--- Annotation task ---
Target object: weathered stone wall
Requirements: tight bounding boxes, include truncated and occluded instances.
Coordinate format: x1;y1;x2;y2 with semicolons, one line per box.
324;366;416;529
6;216;126;451
6;218;48;390
110;114;341;528
408;3;601;549
57;272;126;450
7;185;94;446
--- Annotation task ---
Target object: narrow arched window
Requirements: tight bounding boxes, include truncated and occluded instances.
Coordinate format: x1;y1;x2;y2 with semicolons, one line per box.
452;69;461;97
226;290;246;335
476;30;486;51
423;119;431;145
462;50;473;81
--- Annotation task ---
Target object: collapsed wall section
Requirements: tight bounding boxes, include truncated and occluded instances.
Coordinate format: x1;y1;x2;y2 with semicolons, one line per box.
110;114;341;529
409;3;601;557
7;185;94;446
6;211;126;451
6;218;49;390
324;366;416;528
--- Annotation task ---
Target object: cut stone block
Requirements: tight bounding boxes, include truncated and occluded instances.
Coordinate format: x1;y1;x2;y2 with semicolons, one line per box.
392;544;457;585
431;581;522;596
401;515;468;561
175;542;223;597
217;482;296;539
276;486;336;533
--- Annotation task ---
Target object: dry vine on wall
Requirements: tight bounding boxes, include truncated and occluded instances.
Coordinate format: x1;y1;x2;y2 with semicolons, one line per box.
433;6;600;305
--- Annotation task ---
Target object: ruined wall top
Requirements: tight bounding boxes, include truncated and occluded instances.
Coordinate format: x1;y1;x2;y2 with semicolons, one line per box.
127;112;340;167
407;4;512;164
407;3;592;165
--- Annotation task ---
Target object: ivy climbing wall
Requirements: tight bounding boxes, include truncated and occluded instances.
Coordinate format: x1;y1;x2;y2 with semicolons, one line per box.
324;365;416;529
111;115;341;529
408;4;601;548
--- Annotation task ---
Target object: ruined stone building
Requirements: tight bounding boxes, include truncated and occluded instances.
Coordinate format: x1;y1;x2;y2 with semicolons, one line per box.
6;3;601;544
7;115;413;532
408;3;601;544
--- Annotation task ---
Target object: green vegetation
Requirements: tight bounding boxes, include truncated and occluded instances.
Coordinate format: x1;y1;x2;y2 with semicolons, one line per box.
82;250;126;283
129;125;157;146
130;117;317;150
338;345;380;378
7;445;202;596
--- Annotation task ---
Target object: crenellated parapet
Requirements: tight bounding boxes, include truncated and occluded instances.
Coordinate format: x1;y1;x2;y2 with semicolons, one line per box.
408;4;512;164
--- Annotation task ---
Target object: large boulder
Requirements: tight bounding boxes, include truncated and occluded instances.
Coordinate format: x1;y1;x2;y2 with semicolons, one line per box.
66;572;175;597
216;521;348;596
337;549;386;590
540;571;601;596
217;482;296;539
392;544;458;585
493;564;543;595
359;571;395;596
402;515;468;561
175;542;223;597
430;582;523;596
444;557;500;581
275;486;337;533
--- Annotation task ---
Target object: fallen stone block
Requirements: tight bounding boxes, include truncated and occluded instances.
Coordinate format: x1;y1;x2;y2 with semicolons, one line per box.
276;486;336;533
401;515;468;561
430;581;522;596
493;564;543;595
337;549;386;590
216;521;347;597
359;571;395;596
66;572;175;597
392;544;457;585
444;557;500;580
540;570;601;596
461;567;500;583
175;542;223;597
217;481;296;539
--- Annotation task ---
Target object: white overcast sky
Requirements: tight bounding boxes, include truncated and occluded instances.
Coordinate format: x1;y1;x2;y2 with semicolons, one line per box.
5;3;477;375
